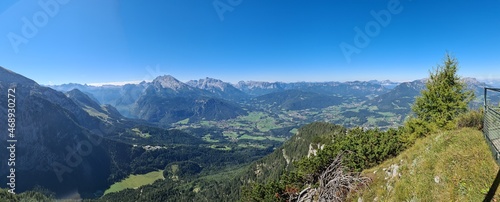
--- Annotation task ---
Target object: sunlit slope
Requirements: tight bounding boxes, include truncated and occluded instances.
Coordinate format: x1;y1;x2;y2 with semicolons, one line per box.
355;128;500;201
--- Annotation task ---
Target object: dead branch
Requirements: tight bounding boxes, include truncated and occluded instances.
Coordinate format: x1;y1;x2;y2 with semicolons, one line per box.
295;152;371;202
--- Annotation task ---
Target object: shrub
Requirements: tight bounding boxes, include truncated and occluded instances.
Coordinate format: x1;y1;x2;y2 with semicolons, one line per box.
456;109;483;130
401;117;437;147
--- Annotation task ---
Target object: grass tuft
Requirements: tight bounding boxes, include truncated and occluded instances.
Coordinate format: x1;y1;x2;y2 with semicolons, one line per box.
354;128;500;201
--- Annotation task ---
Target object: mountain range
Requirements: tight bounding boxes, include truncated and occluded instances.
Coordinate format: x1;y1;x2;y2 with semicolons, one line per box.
49;74;495;127
51;77;394;117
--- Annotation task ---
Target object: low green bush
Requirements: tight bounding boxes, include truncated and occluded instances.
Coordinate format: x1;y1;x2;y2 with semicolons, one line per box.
455;109;483;130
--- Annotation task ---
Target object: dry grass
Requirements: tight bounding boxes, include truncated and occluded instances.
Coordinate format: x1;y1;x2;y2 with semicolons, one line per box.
352;128;500;201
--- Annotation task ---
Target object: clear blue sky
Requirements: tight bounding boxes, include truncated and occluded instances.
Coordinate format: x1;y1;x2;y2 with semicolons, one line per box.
0;0;499;85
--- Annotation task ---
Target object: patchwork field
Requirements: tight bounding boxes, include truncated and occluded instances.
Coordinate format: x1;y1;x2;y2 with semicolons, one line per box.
171;102;404;153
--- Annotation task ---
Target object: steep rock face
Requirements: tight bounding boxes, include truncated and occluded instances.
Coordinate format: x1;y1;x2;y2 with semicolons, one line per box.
234;81;285;96
0;67;134;197
116;84;143;104
187;77;249;101
150;75;206;96
132;76;247;125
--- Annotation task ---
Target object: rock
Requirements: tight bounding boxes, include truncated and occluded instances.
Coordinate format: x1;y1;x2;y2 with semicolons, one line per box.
391;164;399;178
384;164;400;180
434;176;440;183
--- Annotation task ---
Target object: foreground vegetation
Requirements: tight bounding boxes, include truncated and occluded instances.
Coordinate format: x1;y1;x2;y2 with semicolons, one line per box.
354;128;500;201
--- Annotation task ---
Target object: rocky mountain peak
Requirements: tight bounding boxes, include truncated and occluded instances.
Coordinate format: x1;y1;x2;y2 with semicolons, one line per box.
187;77;228;91
152;75;187;91
235;81;279;89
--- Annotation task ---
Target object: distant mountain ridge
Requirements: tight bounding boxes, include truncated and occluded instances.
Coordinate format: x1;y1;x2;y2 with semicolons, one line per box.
151;75;203;95
49;77;399;125
234;80;389;98
186;77;249;101
50;77;401;101
367;79;426;114
253;90;343;110
367;77;492;115
48;74;495;127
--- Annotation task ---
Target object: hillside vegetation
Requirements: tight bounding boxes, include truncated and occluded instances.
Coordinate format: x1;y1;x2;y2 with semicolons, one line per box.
354;128;500;201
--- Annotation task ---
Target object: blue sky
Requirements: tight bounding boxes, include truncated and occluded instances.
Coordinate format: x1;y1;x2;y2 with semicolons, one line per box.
0;0;499;85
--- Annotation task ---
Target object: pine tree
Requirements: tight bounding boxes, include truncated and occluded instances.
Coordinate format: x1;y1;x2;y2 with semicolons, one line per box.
411;54;474;128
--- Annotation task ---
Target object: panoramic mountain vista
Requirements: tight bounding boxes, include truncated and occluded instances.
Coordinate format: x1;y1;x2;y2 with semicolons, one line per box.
2;61;500;201
1;1;499;201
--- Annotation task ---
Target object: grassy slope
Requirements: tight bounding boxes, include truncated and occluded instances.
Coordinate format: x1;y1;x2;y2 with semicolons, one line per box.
353;128;500;201
104;170;164;195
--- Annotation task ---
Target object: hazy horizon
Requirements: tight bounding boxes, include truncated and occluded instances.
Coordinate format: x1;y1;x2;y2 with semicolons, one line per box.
34;73;500;87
